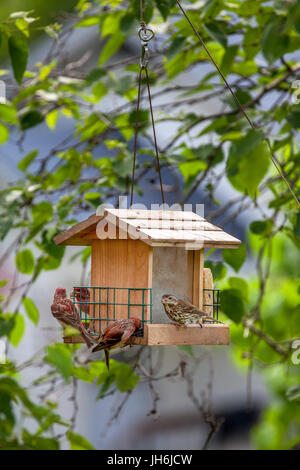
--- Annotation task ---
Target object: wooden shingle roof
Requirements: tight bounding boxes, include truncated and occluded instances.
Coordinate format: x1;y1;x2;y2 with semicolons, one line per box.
54;208;241;249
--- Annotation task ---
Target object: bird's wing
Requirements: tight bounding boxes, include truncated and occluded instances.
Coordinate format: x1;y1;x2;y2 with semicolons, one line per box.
121;324;138;343
92;325;124;352
180;300;206;316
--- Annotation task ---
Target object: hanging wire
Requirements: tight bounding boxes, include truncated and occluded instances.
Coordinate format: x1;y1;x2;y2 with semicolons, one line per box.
130;0;165;205
145;68;165;204
176;0;300;208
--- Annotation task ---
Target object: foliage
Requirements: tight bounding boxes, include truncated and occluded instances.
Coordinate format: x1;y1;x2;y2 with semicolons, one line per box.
0;0;299;450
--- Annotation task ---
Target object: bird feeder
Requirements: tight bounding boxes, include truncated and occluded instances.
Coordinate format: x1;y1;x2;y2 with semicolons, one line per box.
54;208;241;346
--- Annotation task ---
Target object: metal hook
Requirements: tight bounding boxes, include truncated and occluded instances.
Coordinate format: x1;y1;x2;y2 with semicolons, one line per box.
140;42;149;68
138;26;154;43
138;25;154;69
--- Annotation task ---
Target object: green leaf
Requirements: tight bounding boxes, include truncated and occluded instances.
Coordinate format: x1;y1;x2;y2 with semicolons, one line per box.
40;228;65;260
67;431;95;450
132;0;154;23
18;150;38;172
294;212;300;239
9;314;25;346
221;45;239;76
20;110;43;130
22;430;60;450
0;314;16;338
261;18;290;64
205;261;227;281
15;249;34;275
45;344;73;382
220;289;245;323
201;0;223;19
226;130;270;197
31;201;53;225
98;33;125;66
0;122;9;144
92;82;107;101
23;298;39;325
287;105;300;129
250;220;273;236
155;0;174;20
0;104;18;124
223;244;246;272
228;277;249;301
167;36;185;60
8;33;29;85
94;360;139;398
204;21;227;47
76;16;100;27
46;109;58;130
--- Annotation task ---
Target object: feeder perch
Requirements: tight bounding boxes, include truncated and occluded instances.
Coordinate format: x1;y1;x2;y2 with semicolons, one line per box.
54;209;241;346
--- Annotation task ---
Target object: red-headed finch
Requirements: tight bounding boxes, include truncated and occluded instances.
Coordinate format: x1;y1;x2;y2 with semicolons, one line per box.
73;287;91;329
92;318;142;370
51;287;96;348
161;294;224;327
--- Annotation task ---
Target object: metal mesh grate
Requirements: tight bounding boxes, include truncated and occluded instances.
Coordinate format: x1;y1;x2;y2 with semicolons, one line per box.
72;286;152;334
203;288;220;320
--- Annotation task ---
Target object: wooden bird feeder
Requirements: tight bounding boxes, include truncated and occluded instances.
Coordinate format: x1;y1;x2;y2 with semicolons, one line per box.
54;208;241;346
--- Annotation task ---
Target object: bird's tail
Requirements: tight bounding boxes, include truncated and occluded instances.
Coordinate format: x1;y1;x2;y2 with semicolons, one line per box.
79;324;97;348
104;349;110;371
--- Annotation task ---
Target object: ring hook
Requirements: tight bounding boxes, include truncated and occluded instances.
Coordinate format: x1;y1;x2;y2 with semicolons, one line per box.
138;26;154;42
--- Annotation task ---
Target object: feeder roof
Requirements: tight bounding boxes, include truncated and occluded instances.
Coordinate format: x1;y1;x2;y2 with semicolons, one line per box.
54;208;241;249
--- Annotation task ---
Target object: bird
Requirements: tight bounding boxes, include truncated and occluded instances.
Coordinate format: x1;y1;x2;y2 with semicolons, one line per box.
51;287;96;348
72;287;92;330
161;294;224;327
91;318;142;370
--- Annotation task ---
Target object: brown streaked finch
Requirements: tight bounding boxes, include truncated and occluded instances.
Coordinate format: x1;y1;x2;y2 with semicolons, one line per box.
72;287;92;330
92;318;142;370
51;287;96;348
161;294;224;327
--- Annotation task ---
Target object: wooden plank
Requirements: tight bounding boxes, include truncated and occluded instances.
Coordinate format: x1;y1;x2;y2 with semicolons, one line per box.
138;228;203;241
106;209;204;221
201;231;241;244
120;218;222;231
145;242;240;249
54;214;104;246
63;334;148;346
136;228;240;245
54;208;241;249
192;249;204;309
203;268;214;317
64;323;230;346
91;239;153;333
144;323;229;346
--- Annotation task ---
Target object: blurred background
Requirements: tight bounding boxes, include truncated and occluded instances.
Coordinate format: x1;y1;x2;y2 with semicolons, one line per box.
0;0;274;450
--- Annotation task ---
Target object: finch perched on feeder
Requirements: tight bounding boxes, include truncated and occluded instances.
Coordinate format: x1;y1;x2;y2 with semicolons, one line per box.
51;287;95;348
92;318;142;370
72;287;91;330
161;294;223;327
